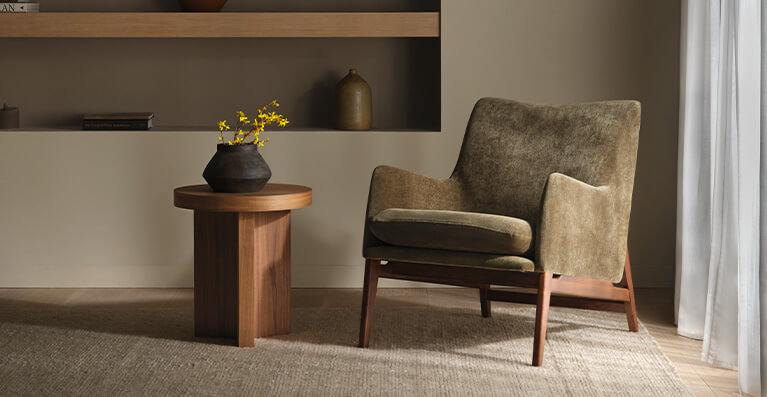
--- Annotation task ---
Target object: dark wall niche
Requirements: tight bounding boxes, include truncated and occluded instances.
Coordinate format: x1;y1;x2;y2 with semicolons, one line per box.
0;37;440;130
0;0;441;131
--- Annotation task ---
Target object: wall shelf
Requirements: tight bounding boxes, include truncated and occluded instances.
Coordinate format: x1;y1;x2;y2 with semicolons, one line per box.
0;12;440;38
0;127;440;134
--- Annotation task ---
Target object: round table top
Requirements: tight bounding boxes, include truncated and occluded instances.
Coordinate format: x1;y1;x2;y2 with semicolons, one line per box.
174;184;312;212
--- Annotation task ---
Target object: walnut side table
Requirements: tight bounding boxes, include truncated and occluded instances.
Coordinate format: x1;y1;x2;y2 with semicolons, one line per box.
174;183;312;347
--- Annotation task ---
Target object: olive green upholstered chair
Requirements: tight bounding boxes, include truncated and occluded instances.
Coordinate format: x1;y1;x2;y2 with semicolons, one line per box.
358;97;641;366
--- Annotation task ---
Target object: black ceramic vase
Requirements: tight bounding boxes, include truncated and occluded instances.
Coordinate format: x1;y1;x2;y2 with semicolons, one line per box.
203;144;272;193
179;0;228;12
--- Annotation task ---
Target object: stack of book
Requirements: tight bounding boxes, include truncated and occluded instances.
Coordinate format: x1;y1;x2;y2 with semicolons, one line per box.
82;113;154;130
0;1;40;13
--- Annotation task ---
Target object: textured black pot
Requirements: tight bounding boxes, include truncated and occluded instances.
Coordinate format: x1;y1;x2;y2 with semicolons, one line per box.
179;0;227;12
203;144;272;193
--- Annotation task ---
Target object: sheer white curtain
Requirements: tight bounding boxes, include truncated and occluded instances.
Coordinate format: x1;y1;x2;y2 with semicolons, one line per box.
676;0;765;395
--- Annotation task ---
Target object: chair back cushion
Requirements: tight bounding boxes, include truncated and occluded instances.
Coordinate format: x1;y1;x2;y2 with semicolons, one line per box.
451;98;640;230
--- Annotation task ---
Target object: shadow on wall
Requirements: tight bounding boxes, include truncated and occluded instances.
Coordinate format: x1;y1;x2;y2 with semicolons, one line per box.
120;135;204;286
294;70;341;130
291;211;358;267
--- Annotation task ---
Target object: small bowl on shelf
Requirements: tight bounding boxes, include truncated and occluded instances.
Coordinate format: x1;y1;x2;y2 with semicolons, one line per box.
179;0;228;12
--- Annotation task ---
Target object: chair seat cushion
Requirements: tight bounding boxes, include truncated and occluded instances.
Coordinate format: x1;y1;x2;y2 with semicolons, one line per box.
364;245;535;272
369;208;533;255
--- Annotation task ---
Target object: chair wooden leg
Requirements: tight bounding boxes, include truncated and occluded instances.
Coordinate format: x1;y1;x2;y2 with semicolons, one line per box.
532;272;552;367
359;259;380;348
479;286;491;318
621;250;639;332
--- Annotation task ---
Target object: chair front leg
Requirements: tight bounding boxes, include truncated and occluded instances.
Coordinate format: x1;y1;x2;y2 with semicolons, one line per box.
359;259;381;347
479;286;491;318
620;250;639;332
532;272;552;366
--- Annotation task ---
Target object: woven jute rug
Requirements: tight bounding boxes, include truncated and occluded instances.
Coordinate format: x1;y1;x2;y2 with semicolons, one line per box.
0;300;691;396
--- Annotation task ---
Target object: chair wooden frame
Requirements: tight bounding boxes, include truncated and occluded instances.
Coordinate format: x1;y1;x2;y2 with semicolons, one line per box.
358;250;638;366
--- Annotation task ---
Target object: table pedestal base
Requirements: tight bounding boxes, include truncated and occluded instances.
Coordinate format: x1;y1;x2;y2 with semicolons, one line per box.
193;210;291;347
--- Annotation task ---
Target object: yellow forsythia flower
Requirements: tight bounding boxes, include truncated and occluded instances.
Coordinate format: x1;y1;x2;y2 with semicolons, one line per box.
216;101;288;147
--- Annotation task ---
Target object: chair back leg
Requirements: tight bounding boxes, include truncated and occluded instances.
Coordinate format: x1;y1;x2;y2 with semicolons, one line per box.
479;286;491;318
532;272;553;366
620;251;639;332
359;259;381;347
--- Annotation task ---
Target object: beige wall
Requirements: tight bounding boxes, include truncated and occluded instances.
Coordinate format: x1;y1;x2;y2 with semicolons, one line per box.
0;0;680;288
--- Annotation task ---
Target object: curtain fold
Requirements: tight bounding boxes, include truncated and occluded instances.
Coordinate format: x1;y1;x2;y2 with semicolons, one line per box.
761;3;767;394
676;0;764;395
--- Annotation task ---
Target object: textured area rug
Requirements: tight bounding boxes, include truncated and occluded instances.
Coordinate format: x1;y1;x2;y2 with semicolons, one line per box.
0;301;690;396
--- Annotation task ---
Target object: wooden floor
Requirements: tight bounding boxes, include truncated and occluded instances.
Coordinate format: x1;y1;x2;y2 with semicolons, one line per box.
632;289;740;396
0;287;738;396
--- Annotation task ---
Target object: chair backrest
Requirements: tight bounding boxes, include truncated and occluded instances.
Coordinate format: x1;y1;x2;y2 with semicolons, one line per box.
451;98;641;229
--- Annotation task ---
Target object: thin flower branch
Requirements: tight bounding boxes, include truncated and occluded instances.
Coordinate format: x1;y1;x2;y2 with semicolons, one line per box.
217;100;288;146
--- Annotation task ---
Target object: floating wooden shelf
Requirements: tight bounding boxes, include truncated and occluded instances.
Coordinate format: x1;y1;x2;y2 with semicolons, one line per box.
0;127;440;133
0;12;440;38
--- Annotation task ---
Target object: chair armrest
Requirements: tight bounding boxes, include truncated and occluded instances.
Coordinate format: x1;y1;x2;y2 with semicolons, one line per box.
364;165;462;250
536;172;627;282
366;165;462;217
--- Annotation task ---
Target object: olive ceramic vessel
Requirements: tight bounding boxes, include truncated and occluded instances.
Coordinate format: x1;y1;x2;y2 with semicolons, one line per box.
203;144;272;193
335;69;372;130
